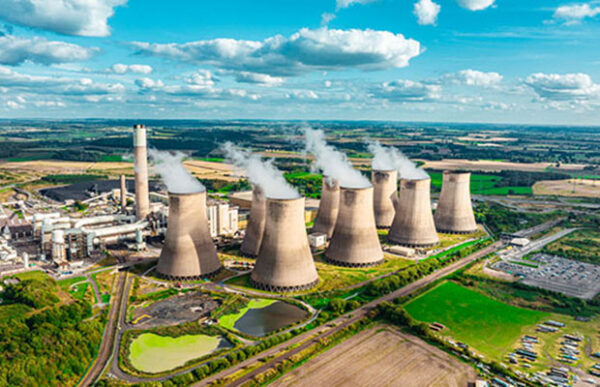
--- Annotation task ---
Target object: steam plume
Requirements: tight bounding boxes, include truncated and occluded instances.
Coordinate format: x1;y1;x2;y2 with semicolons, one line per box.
302;127;370;189
368;141;429;180
148;149;205;193
222;142;299;199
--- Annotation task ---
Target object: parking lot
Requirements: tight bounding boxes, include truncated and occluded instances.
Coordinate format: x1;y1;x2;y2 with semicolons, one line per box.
492;254;600;299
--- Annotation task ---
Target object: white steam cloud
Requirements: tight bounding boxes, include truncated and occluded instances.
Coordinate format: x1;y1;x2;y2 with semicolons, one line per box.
148;149;205;193
368;141;429;180
222;142;299;199
302;127;371;189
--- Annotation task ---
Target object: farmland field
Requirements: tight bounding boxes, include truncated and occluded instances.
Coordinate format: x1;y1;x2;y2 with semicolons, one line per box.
428;172;531;196
404;281;548;359
271;326;476;387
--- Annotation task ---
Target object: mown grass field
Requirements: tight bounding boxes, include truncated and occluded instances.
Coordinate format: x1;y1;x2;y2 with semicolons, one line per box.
404;281;548;359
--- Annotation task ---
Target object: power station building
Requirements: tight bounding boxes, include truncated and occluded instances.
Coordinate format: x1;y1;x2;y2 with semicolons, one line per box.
372;170;398;228
251;197;319;292
326;186;384;267
312;177;339;238
434;171;478;234
157;191;221;280
240;186;266;257
388;178;439;247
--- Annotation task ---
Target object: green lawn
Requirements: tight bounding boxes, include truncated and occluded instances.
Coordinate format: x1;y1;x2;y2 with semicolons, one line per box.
429;172;531;196
404;281;548;359
218;298;276;330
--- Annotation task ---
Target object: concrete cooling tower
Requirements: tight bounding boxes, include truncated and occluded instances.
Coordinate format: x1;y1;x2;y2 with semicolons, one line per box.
434;171;478;234
240;186;266;257
251;197;319;292
326;186;384;267
133;124;150;220
388;178;439;247
312;177;340;238
372;170;398;228
157;191;221;280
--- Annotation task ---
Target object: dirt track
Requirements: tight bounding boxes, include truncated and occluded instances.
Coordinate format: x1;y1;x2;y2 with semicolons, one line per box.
271;326;476;387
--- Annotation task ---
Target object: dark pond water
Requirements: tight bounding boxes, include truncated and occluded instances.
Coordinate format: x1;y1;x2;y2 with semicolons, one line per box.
234;301;308;337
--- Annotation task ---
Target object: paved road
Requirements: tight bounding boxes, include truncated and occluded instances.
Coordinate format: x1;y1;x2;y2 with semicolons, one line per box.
78;271;127;387
500;228;577;261
193;241;504;387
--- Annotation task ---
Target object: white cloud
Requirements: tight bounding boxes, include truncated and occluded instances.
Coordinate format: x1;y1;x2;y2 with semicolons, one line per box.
456;0;495;11
553;3;600;23
0;66;125;96
132;27;421;77
233;71;284;86
321;12;336;26
414;0;441;26
374;79;442;102
524;73;600;102
109;64;153;74
0;0;126;37
185;70;217;87
286;90;319;100
135;77;164;89
446;69;503;87
324;80;333;88
0;35;95;66
336;0;378;10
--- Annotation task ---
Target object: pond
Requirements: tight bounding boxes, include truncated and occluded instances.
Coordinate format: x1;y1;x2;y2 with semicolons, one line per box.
219;298;308;337
128;333;231;373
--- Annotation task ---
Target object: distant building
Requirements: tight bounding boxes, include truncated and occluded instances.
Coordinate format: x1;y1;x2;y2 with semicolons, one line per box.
206;200;239;237
510;237;530;247
308;232;327;249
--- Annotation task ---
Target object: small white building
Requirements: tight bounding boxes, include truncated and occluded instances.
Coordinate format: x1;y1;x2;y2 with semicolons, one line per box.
388;245;415;257
510;237;530;247
308;232;328;249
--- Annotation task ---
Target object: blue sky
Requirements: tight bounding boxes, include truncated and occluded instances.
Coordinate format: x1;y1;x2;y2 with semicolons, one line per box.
0;0;599;125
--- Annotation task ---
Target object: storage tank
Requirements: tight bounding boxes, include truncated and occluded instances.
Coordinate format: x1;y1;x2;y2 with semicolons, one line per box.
372;169;398;228
434;171;478;233
251;197;319;292
312;177;339;238
326;186;384;267
388;178;439;247
157;191;221;279
240;186;266;257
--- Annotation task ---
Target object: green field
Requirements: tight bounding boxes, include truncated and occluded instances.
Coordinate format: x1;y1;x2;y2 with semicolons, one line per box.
128;333;226;373
404;282;548;358
218;298;276;330
429;172;531;196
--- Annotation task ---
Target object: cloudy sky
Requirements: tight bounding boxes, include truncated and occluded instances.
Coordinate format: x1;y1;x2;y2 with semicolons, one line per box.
0;0;599;125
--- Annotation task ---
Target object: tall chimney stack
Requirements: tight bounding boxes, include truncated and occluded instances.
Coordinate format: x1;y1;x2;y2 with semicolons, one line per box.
312;177;339;238
157;191;221;279
120;174;127;213
326;186;384;267
434;171;477;233
251;197;319;292
372;170;398;228
240;186;266;257
133;124;150;220
388;178;439;247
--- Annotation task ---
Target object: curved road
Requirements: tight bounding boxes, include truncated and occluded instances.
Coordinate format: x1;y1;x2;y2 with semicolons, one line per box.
79;271;127;387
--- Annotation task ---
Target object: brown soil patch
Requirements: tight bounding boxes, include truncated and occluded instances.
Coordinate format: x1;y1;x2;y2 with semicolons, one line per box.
533;179;600;198
271;326;476;387
422;159;587;173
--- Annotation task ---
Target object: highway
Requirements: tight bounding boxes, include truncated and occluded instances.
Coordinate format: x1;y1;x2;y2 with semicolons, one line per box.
78;270;128;387
193;240;504;387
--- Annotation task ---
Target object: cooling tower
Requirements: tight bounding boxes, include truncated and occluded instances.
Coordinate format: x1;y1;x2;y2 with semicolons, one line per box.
133;124;150;220
312;177;339;238
157;191;221;280
251;197;319;292
240;186;266;257
120;174;127;213
372;170;398;228
434;171;478;234
326;186;384;267
388;178;439;247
